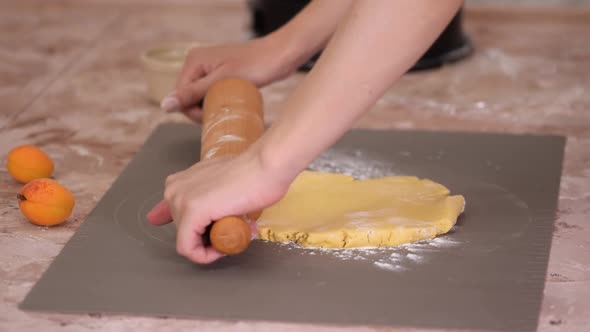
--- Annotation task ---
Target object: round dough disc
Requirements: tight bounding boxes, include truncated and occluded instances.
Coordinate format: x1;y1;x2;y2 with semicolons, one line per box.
257;171;465;248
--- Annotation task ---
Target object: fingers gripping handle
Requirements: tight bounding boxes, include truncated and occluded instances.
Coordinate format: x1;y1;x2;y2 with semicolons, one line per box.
200;78;264;255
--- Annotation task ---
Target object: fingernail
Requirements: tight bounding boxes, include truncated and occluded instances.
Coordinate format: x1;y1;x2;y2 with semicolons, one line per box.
161;95;181;113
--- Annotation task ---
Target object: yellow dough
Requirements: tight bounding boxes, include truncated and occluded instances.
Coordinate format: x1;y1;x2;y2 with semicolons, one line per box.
257;171;465;248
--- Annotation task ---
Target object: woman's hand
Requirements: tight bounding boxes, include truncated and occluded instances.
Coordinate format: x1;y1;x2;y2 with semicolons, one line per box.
159;0;357;122
160;38;295;122
146;146;290;264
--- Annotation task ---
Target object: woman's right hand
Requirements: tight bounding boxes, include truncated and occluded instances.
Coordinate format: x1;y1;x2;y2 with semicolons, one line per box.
160;37;295;122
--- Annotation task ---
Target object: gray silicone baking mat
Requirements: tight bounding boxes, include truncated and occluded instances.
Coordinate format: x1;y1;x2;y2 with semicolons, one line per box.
20;123;565;332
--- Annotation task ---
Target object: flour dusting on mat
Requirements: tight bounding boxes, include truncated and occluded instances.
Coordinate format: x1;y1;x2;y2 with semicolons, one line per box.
308;149;399;179
272;237;461;272
275;148;463;272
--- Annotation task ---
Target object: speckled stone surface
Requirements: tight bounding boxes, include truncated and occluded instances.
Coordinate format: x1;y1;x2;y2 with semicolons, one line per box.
0;1;589;331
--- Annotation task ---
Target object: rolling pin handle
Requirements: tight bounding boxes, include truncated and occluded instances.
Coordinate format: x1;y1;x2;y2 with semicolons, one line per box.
209;216;251;255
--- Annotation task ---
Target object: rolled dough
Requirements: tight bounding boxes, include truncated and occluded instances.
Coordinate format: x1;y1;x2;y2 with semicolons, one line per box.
257;171;465;248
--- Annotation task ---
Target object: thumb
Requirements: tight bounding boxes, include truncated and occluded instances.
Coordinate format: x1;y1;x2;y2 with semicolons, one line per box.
161;73;221;113
147;200;173;225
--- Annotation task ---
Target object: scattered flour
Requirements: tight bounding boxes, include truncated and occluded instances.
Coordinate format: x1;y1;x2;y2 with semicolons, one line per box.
274;148;463;272
69;144;91;156
215;134;245;143
201;114;242;138
406;253;424;262
374;261;406;272
308;149;400;179
203;146;220;160
69;144;104;167
428;237;461;248
271;234;461;273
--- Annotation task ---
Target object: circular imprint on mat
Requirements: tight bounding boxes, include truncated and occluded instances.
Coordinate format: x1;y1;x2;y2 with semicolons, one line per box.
114;189;176;249
438;179;533;255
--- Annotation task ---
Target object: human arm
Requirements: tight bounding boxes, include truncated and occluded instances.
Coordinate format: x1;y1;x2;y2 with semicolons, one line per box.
148;0;463;264
259;0;464;182
162;0;354;121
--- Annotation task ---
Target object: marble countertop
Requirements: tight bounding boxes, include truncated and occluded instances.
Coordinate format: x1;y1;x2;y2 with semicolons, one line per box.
1;1;588;331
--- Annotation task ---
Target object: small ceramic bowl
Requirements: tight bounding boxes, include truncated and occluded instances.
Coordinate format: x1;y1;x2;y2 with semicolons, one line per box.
140;42;199;104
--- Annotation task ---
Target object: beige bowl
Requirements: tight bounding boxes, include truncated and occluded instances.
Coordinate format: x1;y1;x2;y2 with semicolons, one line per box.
140;42;199;104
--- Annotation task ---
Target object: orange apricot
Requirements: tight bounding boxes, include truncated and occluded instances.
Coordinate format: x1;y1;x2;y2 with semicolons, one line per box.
6;145;54;183
17;178;75;227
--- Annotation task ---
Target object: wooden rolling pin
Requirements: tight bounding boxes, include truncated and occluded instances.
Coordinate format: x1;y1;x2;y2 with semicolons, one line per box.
200;77;265;255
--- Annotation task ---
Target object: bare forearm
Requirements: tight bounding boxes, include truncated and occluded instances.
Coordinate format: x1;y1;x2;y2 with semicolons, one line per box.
267;0;353;72
260;0;463;182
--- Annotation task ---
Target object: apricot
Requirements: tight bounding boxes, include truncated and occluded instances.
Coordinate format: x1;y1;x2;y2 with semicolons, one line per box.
6;145;54;183
17;178;75;227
